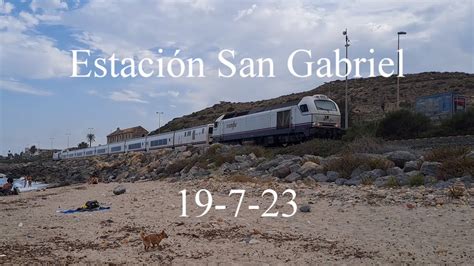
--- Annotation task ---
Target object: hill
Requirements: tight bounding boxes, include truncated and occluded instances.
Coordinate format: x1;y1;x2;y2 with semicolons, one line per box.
150;72;474;134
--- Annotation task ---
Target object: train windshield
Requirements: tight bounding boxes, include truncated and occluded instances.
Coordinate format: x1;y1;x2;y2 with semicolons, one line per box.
314;100;337;111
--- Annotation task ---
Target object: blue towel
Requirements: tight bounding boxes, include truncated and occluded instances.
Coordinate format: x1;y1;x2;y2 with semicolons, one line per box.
58;206;110;214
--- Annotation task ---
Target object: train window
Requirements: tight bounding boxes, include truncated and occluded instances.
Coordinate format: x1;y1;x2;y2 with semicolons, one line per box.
299;104;309;112
202;128;204;134
214;122;218;128
208;127;213;134
128;143;141;150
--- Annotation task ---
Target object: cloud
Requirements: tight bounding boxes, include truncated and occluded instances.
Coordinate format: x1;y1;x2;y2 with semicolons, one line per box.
109;90;148;103
0;79;52;96
234;4;257;21
0;0;14;14
30;0;68;12
0;10;71;79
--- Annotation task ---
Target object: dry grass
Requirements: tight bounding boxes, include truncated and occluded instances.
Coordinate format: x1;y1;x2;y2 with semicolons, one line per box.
324;155;394;179
409;174;425;187
424;146;470;162
385;176;400;188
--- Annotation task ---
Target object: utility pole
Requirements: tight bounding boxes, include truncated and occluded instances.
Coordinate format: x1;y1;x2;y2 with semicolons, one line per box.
156;112;164;134
49;138;54;150
343;29;350;129
66;133;71;150
397;31;407;110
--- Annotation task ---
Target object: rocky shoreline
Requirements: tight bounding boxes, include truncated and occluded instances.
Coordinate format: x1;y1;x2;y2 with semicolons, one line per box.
1;144;473;195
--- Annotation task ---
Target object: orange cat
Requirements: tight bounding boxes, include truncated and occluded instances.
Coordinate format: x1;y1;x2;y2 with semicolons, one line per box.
140;230;168;251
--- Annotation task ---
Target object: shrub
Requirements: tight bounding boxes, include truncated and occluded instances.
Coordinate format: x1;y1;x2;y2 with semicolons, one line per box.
409;174;425;187
424;146;470;162
438;108;474;136
424;147;474;180
376;110;431;140
386;176;400;188
438;157;474;180
324;154;365;179
275;139;343;158
361;175;375;185
342;121;379;141
366;158;395;170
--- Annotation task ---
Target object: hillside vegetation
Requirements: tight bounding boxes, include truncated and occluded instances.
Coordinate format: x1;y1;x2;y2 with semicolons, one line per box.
150;72;473;134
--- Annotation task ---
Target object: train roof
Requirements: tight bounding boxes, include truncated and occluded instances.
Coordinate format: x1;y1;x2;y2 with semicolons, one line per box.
221;100;300;120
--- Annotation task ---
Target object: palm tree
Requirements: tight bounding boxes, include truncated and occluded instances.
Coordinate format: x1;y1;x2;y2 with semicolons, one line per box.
86;133;95;147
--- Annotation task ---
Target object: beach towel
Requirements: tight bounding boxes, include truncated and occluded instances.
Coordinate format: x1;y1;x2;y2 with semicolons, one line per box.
58;206;110;214
57;200;110;214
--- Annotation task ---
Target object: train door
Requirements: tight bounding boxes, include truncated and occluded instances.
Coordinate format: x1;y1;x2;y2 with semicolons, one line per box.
277;110;291;129
192;130;196;140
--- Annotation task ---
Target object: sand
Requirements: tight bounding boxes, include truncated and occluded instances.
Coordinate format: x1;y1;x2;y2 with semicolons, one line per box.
0;179;472;264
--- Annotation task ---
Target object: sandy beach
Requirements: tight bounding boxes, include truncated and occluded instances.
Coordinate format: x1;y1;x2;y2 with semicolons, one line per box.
1;179;472;264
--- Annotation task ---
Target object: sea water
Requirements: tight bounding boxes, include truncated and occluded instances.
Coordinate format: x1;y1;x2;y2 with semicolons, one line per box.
0;175;48;192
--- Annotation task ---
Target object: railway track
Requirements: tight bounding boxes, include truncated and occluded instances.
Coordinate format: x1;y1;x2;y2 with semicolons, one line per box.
385;135;474;150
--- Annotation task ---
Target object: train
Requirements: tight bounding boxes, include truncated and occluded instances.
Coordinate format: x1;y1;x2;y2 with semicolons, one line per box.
53;94;342;160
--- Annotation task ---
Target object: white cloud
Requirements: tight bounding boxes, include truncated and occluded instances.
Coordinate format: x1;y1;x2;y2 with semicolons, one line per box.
109;90;148;104
0;79;52;96
234;4;257;21
0;0;14;14
30;0;68;12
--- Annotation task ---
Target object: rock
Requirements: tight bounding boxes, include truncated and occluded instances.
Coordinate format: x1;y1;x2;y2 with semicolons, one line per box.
406;170;422;178
257;157;283;171
461;175;473;187
271;160;294;178
284;172;302;182
299;205;311;212
181;151;192;159
360;169;385;181
326;171;340;182
466;151;474;159
116;171;129;180
335;178;346;185
313;173;328;182
302;155;323;163
297;161;322;177
290;164;301;173
387;167;404;176
113;185;126;195
420;161;442;176
374;176;388;187
424;176;438;186
345;177;361;186
403;160;419;172
384;151;418;168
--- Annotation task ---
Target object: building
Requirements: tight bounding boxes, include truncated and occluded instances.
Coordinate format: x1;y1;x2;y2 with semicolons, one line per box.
106;126;149;144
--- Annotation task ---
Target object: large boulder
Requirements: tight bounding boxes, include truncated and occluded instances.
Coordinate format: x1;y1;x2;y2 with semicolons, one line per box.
420;161;442;176
345;177;361;186
297;161;323;177
386;167;404;176
403;160;419;172
384;151;418;168
312;173;328;182
326;171;340;182
272;160;295;178
257;157;283;171
284;172;302;182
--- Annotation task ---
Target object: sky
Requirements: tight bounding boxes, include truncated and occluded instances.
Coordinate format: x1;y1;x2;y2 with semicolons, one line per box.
0;0;472;155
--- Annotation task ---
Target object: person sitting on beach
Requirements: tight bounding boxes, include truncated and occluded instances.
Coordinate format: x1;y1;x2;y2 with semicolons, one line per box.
0;177;19;196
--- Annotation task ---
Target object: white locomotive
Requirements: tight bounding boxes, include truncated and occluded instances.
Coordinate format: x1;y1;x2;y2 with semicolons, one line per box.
53;94;341;160
213;94;341;145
